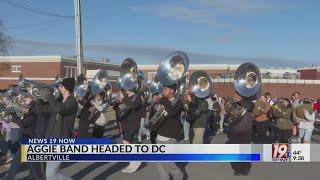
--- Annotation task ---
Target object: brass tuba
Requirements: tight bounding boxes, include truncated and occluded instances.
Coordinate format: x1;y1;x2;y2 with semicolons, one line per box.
149;51;189;131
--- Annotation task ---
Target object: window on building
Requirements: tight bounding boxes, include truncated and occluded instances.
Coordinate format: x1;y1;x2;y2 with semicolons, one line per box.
11;65;21;73
147;72;157;83
64;66;77;78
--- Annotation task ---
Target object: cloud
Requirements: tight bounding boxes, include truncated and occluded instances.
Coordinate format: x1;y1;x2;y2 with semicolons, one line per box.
129;4;216;25
129;0;283;25
9;39;311;68
193;0;280;13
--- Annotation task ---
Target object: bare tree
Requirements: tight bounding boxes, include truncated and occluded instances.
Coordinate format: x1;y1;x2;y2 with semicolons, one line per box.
0;20;11;55
0;20;12;76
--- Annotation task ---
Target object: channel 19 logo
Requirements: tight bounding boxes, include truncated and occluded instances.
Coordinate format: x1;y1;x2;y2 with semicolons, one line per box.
272;144;290;162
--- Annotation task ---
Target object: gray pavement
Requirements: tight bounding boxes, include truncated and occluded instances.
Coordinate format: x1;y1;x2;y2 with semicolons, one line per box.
1;116;320;180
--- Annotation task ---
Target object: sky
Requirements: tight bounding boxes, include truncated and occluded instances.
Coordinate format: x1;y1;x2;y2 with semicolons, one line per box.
0;0;319;68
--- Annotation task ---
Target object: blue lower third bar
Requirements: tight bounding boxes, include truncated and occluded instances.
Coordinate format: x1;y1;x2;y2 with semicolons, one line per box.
26;154;260;162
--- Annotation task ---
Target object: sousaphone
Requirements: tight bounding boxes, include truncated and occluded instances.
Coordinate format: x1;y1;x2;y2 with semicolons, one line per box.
225;62;261;127
150;51;189;131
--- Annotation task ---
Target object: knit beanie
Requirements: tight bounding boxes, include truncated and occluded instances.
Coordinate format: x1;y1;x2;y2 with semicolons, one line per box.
60;78;75;92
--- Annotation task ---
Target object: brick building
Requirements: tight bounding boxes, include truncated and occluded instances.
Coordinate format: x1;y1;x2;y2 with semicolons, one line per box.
0;56;121;90
297;68;320;80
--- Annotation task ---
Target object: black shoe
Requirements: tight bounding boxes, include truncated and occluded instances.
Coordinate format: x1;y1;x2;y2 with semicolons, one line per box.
233;172;242;176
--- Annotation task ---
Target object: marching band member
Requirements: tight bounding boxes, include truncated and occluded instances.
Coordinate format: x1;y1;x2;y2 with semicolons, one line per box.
78;90;94;138
34;98;51;178
181;94;190;141
40;77;78;180
112;89;125;137
90;91;108;138
156;84;184;180
211;96;221;135
120;88;142;173
4;94;39;180
186;94;208;144
227;91;254;176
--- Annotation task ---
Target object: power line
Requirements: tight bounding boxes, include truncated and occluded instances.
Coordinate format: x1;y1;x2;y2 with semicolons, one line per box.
0;17;72;30
0;0;74;18
10;18;73;38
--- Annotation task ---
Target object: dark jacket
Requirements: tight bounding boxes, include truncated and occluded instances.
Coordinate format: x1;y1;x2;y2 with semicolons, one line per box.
79;94;94;121
121;94;142;130
35;99;51;138
113;101;121;120
78;95;93;138
45;94;78;138
228;100;254;144
141;100;147;118
158;97;184;140
17;101;37;138
190;98;208;128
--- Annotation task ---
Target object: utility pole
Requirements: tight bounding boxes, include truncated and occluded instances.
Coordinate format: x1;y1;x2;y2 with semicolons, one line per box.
74;0;84;75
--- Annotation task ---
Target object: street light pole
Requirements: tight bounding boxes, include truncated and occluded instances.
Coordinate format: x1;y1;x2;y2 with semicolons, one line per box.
74;0;84;75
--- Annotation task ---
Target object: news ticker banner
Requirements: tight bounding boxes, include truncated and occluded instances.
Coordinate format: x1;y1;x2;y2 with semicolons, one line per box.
20;138;319;162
